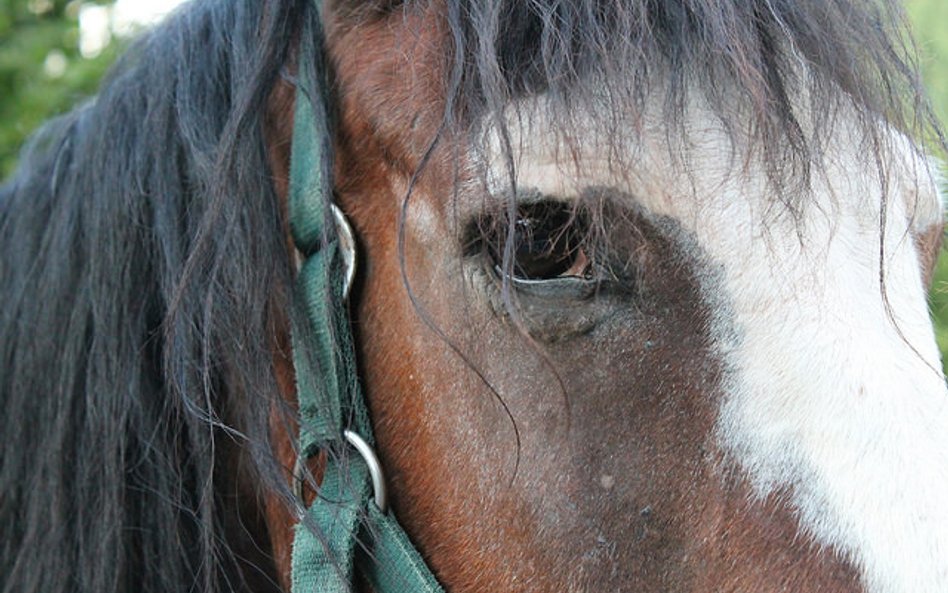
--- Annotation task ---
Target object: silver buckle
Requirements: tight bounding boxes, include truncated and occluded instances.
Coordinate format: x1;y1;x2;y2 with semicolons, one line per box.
293;203;357;300
330;204;357;301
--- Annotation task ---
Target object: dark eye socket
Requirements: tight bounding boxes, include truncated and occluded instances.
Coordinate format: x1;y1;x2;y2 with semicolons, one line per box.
467;200;593;283
503;205;590;281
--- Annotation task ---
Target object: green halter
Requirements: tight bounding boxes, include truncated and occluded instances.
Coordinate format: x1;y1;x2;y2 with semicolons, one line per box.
287;6;445;593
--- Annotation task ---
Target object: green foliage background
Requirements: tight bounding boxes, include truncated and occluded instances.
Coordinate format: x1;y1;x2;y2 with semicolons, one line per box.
0;0;126;179
908;0;948;369
1;0;947;367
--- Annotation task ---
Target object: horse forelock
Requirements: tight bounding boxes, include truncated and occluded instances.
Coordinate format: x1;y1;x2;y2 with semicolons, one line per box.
347;0;943;194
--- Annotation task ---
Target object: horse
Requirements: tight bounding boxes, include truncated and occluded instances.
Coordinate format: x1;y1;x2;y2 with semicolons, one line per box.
2;0;947;591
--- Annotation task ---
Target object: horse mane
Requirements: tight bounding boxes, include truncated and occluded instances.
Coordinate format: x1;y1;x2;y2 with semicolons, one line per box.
0;1;311;591
0;1;940;592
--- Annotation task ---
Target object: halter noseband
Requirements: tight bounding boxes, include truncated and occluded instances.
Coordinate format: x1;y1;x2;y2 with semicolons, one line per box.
286;5;443;593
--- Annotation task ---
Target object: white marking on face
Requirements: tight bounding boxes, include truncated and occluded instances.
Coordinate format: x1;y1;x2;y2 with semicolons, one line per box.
480;97;948;593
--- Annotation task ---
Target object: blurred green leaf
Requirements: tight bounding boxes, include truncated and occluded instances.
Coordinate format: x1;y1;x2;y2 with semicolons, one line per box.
908;0;948;373
0;0;124;178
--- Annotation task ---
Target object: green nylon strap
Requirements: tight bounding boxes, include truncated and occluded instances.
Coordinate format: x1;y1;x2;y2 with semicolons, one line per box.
359;505;446;593
292;461;371;593
293;247;371;453
288;3;372;454
288;6;332;256
292;458;444;593
288;5;444;593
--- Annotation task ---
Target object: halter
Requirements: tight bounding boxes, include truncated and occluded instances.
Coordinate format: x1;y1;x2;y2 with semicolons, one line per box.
287;5;444;593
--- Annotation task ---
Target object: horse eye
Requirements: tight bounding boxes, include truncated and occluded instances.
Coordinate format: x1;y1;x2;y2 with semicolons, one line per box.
491;202;592;282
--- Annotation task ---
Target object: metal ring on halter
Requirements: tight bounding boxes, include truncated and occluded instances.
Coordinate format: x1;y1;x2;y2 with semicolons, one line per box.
293;203;357;301
330;203;357;300
293;430;389;514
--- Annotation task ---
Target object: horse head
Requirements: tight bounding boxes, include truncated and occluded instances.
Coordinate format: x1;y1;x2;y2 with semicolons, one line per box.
1;1;946;592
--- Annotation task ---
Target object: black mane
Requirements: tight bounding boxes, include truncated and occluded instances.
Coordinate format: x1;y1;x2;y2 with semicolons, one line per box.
0;1;940;592
1;1;307;591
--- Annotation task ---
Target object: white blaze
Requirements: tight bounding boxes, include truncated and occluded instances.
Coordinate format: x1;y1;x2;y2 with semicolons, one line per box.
709;147;948;593
480;97;948;592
